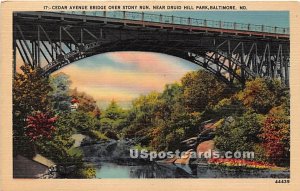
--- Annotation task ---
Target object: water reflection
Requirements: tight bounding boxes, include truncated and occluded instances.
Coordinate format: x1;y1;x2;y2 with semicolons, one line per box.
94;162;290;179
95;162;195;178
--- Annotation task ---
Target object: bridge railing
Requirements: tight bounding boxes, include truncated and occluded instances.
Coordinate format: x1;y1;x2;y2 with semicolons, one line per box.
62;11;289;35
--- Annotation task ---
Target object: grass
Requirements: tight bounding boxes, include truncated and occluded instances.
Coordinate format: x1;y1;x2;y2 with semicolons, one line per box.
134;143;153;151
89;130;110;141
68;147;84;157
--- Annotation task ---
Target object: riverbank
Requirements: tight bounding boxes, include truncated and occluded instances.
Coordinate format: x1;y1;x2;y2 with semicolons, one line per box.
73;134;289;178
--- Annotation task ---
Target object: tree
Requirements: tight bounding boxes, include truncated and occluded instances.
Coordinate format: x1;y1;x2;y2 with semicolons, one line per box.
122;83;202;151
260;105;290;166
236;78;283;114
214;111;264;152
69;88;99;113
49;72;72;113
150;102;201;151
13;65;52;115
13;65;52;157
93;107;101;119
25;112;57;141
102;100;124;120
181;70;231;113
99;100;128;139
157;83;183;120
213;97;246;118
122;92;161;142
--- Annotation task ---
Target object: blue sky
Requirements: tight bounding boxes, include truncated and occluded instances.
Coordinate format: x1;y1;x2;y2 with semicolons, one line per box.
150;11;289;27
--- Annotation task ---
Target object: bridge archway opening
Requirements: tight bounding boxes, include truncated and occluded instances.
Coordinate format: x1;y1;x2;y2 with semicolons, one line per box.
49;51;207;108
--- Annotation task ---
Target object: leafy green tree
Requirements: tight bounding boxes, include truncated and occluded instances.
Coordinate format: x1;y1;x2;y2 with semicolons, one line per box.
156;83;183;120
150;103;201;151
213;97;246;118
236;78;285;114
66;111;100;133
100;100;128;139
214;111;264;152
102;100;125;120
181;70;231;113
49;72;72;113
122;83;202;151
122;92;161;144
35;112;76;163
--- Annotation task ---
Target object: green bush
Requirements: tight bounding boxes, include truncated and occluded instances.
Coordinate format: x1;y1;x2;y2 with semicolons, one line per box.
78;167;96;178
88;130;109;141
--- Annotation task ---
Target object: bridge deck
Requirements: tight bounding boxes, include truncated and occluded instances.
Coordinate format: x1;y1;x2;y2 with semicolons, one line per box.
15;11;289;39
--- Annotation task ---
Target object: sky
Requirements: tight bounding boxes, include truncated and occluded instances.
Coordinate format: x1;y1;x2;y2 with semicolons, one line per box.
150;11;289;28
17;11;289;109
52;52;199;108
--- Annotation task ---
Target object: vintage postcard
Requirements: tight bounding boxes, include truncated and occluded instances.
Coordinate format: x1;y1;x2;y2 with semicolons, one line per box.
0;1;300;191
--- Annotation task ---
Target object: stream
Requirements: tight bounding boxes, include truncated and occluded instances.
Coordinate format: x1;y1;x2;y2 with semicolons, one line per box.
78;136;290;178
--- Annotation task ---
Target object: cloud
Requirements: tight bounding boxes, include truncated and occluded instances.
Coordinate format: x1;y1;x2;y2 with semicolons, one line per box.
55;66;182;100
107;51;192;74
52;52;197;104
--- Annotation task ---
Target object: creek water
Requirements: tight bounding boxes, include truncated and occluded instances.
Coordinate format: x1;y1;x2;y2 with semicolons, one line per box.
80;138;289;179
93;162;290;178
94;162;196;178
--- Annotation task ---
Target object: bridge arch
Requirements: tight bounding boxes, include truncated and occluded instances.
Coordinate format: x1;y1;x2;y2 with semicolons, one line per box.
42;39;249;85
13;11;290;86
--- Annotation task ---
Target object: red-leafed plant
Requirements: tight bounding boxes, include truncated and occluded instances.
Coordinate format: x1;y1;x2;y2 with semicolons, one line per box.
207;158;276;169
260;106;290;166
25;112;58;141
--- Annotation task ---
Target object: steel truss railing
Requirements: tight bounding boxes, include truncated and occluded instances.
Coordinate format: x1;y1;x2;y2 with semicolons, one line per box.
61;11;289;35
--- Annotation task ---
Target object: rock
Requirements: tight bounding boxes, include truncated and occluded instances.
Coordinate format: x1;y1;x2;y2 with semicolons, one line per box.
196;140;215;153
156;156;178;164
71;133;86;147
197;129;215;143
174;149;194;165
181;137;198;144
197;119;224;143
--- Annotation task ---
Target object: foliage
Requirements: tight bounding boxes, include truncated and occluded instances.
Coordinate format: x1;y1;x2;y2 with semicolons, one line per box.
77;167;96;179
13;63;290;172
88;130;109;141
13;65;52;115
236;78;285;114
213;78;290;167
68;147;84;157
34;112;76;163
100;100;128;138
49;72;72;113
13;65;101;178
208;158;278;170
122;91;162;146
260;105;290;166
13;65;52;157
213;97;246;118
25;112;57;141
214;111;264;152
122;83;202;151
181;70;232;113
70;88;100;114
65;111;100;134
